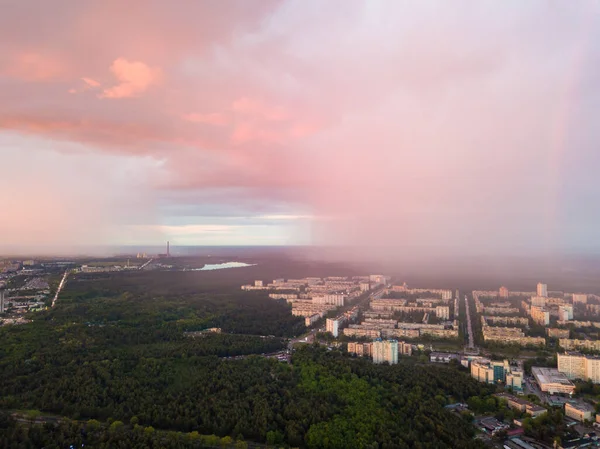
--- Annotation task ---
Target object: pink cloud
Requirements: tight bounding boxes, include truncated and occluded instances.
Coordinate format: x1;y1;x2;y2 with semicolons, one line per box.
82;77;101;88
100;58;162;99
1;0;599;252
232;97;288;121
3;52;66;81
182;112;228;126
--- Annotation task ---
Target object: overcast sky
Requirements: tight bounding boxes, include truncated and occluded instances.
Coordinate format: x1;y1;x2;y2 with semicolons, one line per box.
1;1;600;254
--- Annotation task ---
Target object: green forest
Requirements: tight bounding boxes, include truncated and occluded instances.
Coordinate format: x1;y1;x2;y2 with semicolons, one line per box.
0;270;493;448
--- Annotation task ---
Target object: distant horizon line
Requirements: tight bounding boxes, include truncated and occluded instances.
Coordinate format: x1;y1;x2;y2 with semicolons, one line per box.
3;244;600;260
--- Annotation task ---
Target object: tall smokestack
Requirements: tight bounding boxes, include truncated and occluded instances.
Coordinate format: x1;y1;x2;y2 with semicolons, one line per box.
167;241;170;257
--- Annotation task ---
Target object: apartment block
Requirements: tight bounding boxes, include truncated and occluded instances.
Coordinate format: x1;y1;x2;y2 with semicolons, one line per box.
372;339;398;365
560;339;600;352
558;305;573;321
435;305;450;320
343;327;381;339
558;352;600;383
530;306;550;326
557;353;586;380
573;293;588;304
347;341;373;357
546;328;570;339
537;283;548;297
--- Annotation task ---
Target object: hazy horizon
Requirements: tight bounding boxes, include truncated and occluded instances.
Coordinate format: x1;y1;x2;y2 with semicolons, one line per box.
2;1;600;256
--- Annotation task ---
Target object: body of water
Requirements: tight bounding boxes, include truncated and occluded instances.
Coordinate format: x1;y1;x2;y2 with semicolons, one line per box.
194;262;256;271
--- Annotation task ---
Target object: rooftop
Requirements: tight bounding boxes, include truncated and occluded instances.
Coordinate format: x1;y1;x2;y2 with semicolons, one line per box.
532;367;575;386
566;401;596;413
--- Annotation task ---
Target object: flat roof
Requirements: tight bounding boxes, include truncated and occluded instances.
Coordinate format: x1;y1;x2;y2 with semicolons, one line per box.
527;404;546;412
566;401;596;412
532;367;574;386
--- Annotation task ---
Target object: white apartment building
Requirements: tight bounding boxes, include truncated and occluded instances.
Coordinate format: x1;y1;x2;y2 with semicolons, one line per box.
326;317;344;337
313;294;346;307
537;283;548;297
372;339;398;365
558;353;586;380
573;293;588;304
255;280;263;287
435;306;450;320
558;353;600;383
587;357;600;384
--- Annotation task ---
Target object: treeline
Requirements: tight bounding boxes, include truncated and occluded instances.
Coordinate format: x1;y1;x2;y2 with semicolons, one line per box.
0;412;251;449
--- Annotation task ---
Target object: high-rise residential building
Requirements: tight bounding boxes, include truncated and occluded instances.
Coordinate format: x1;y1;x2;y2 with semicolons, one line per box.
558;352;600;384
558;353;586;380
372;339;398;365
537;283;548;297
499;286;509;298
573;293;588;304
0;289;5;313
326;318;343;337
254;280;263;287
559;305;574;321
586;357;600;384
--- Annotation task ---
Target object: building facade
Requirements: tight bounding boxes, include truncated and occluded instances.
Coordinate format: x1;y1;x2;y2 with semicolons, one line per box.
532;367;575;395
435;306;450;320
372;339;398;365
547;328;570;339
537;283;548;297
557;353;586;380
558;305;573;321
565;402;595;422
558;352;600;384
530;306;550;326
